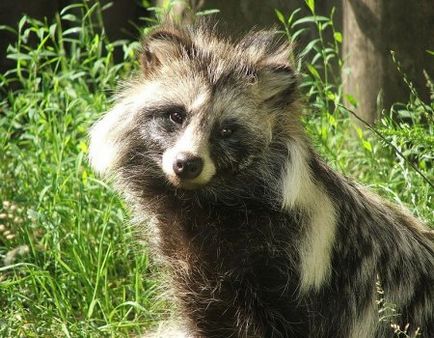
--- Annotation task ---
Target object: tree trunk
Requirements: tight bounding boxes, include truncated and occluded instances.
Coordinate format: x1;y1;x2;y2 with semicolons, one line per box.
188;0;341;39
343;0;434;124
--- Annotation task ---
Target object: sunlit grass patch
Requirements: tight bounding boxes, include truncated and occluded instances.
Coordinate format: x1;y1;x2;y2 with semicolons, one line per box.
0;1;432;337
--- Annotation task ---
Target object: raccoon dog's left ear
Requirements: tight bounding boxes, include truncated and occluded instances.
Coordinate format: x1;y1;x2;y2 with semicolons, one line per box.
242;31;297;106
140;27;192;75
256;62;297;106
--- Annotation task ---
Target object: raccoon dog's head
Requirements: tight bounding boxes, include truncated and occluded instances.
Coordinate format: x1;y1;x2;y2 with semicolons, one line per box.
89;21;301;200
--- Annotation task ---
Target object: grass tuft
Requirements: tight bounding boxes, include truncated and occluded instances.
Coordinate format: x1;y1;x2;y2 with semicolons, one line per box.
0;0;432;336
0;2;164;336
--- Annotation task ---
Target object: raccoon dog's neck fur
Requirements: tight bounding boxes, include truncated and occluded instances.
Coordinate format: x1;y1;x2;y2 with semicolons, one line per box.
89;20;434;338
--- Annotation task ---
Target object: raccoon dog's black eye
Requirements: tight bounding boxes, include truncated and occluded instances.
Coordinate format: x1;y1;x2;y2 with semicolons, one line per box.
169;111;185;125
219;127;233;138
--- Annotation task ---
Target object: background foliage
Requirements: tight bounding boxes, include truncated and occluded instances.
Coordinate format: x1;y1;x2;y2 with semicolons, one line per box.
0;1;432;336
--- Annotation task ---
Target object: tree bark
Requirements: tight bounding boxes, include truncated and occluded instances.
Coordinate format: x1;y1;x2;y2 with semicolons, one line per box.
189;0;341;39
343;0;434;124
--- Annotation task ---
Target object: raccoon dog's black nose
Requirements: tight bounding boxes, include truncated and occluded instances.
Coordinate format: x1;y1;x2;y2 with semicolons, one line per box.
173;153;204;179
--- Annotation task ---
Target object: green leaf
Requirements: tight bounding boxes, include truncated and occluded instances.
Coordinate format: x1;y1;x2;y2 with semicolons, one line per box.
363;140;372;152
61;14;77;22
60;3;84;15
292;16;328;27
82;169;88;185
291;28;307;42
62;27;82;36
345;94;358;107
326;91;336;101
307;63;321;79
275;9;286;24
18;15;28;32
305;0;315;13
334;32;342;43
327;113;336;126
78;141;88;153
101;2;114;11
299;38;320;58
6;53;32;61
196;9;220;16
287;8;301;26
355;126;363;139
49;23;57;38
0;25;17;34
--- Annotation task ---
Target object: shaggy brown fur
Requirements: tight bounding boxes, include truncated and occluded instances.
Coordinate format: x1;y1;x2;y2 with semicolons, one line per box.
89;20;434;338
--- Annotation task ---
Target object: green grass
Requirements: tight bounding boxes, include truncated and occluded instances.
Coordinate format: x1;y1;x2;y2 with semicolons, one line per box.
0;2;166;336
0;1;432;337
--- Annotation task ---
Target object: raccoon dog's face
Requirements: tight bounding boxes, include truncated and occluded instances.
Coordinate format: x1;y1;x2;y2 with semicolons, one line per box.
89;22;299;196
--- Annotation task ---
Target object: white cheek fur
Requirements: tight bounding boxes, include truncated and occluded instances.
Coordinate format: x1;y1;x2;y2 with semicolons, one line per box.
88;104;125;175
88;82;162;175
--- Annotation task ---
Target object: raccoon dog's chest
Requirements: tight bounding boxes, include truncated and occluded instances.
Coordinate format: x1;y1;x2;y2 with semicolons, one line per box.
158;200;309;337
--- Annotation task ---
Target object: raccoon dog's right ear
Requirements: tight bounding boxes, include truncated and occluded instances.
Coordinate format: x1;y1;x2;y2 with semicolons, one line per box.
140;27;192;75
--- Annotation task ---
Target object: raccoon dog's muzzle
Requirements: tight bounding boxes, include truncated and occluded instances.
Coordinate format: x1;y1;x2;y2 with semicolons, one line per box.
172;152;204;180
161;123;216;189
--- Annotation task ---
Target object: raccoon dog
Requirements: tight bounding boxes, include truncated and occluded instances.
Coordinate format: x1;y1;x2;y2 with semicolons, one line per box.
89;20;434;338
